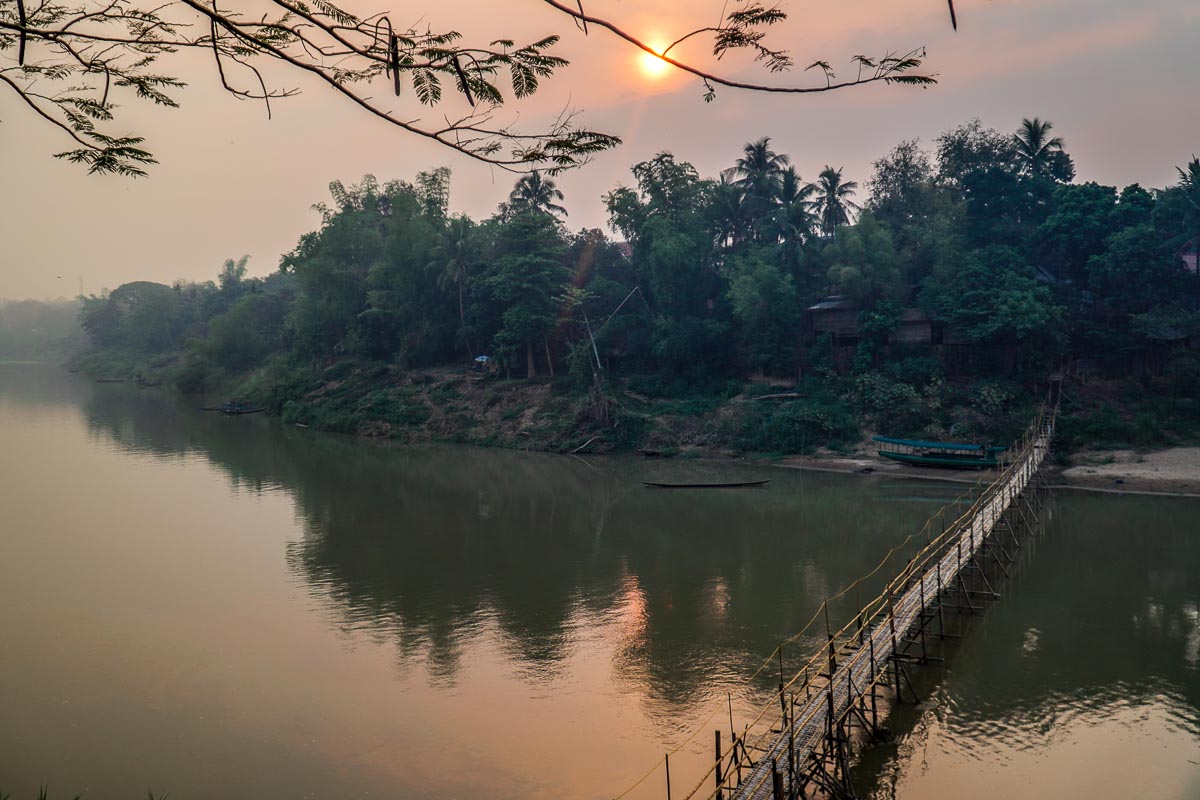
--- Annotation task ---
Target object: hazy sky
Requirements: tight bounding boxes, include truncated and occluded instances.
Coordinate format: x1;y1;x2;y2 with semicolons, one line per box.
2;0;1199;300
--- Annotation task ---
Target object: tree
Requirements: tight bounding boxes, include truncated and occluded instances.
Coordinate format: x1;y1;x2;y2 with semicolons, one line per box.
823;213;903;306
484;211;569;377
1178;157;1200;213
416;168;453;220
728;253;800;375
936;119;1046;248
866;139;933;225
219;256;250;291
1036;182;1117;284
770;167;819;276
430;216;480;357
2;1;939;176
710;175;751;251
1087;225;1186;317
935;119;1020;189
1176;157;1200;281
282;175;449;361
81;280;187;351
922;245;1063;362
730;137;790;238
809;166;860;237
506;171;568;218
1013;117;1073;181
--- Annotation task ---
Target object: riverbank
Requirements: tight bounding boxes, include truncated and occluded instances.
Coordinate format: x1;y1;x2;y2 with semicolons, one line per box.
69;349;1200;496
771;445;1200;497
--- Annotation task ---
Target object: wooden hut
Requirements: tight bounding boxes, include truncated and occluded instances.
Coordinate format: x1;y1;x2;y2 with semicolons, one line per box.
806;297;859;344
888;308;933;345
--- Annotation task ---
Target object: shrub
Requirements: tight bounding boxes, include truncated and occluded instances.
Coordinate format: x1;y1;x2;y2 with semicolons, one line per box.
736;400;859;454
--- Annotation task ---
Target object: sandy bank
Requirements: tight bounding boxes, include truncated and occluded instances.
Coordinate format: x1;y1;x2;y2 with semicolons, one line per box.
1054;447;1200;496
770;447;1200;498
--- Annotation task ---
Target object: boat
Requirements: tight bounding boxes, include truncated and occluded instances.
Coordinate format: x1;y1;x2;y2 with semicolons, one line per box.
873;436;1008;470
643;479;770;489
201;401;265;415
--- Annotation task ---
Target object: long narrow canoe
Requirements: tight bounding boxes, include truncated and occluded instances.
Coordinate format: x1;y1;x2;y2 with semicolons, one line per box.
201;404;265;415
643;479;770;489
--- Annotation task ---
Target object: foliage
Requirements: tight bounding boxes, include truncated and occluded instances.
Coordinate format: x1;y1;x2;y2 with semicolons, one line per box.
922;245;1062;353
484;211;570;377
824;213;904;306
727;252;800;374
1;1;947;176
69;118;1200;453
810;166;861;236
736;399;859;454
1013;117;1074;182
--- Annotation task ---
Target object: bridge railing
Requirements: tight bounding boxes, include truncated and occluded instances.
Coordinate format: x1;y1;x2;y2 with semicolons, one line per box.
616;404;1056;800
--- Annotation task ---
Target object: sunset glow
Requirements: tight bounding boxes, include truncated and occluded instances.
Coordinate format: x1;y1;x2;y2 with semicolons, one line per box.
638;44;670;78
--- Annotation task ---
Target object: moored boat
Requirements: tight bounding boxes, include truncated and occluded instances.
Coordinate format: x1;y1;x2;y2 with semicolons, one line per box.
873;436;1007;469
643;479;770;489
202;401;265;415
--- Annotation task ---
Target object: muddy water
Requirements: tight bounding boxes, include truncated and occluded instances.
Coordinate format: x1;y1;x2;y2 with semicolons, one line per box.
1;364;1197;799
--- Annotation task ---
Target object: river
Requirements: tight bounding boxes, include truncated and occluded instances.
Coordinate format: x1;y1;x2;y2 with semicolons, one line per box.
1;364;1197;799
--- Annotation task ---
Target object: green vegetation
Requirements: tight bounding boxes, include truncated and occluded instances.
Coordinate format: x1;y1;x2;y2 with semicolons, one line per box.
0;300;83;361
71;122;1200;456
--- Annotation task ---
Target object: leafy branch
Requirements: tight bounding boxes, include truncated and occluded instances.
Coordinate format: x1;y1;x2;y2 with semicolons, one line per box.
540;0;941;100
0;0;959;177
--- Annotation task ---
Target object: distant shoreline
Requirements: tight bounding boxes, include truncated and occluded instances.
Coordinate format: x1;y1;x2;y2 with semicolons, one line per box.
766;449;1200;499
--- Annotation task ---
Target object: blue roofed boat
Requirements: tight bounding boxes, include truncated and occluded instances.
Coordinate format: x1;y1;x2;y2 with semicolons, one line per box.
872;436;1008;469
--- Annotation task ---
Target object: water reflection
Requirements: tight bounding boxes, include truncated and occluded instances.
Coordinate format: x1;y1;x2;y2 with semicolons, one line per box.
11;366;1197;799
859;491;1200;799
76;378;940;711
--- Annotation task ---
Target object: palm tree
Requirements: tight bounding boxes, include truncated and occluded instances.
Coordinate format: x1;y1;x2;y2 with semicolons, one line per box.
731;137;790;238
809;166;860;237
712;171;749;250
1014;117;1065;177
507;171;567;218
1178;156;1200;210
1178;156;1200;291
770;167;818;248
430;216;477;357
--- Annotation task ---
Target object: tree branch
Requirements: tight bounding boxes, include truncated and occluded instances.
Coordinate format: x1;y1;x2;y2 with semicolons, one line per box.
539;0;935;93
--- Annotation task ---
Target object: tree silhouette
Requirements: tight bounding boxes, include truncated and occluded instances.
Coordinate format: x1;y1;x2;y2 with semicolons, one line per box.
430;216;479;357
1014;118;1066;177
771;167;818;263
730;137;791;239
809;166;860;237
507;171;568;218
1;1;945;176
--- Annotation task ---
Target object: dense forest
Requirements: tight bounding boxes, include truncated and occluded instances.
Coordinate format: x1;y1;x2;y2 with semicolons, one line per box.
74;118;1200;454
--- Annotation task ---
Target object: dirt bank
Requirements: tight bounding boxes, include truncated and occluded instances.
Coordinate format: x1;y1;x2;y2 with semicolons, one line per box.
1053;447;1200;496
772;446;1200;498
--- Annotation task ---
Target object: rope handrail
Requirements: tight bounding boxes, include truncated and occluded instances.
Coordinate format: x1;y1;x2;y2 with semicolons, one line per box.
609;405;1055;800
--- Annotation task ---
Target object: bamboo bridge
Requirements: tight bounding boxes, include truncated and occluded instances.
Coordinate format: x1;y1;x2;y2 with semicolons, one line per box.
629;403;1057;800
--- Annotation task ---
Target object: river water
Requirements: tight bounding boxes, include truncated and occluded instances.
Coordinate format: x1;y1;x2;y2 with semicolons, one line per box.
1;364;1197;799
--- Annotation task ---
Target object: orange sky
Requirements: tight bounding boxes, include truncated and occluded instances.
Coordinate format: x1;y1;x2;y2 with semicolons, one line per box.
2;0;1199;298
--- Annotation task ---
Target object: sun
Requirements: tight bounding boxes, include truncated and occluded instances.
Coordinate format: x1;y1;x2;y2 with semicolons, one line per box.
638;45;670;79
